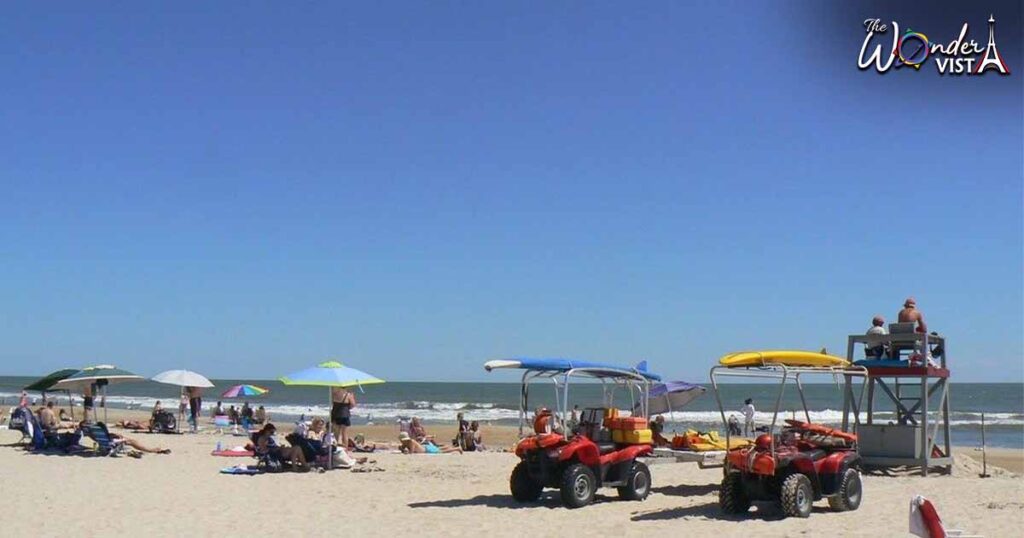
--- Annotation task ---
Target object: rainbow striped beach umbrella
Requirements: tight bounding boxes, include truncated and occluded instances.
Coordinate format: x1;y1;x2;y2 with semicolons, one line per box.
221;384;269;398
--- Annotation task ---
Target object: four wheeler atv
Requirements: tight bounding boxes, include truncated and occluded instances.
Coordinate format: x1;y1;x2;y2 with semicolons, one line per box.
719;421;863;518
483;358;661;509
510;408;653;508
710;361;869;519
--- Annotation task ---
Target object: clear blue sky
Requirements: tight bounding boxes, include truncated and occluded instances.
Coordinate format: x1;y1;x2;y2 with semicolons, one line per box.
1;2;1021;382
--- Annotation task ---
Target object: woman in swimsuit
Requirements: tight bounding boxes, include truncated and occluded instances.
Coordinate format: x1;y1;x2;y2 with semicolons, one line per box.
330;387;356;447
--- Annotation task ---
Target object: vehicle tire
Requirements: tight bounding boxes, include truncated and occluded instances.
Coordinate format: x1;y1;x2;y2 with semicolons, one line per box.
719;471;751;514
779;473;813;518
560;463;597;508
617;461;652;501
510;461;544;502
827;468;862;512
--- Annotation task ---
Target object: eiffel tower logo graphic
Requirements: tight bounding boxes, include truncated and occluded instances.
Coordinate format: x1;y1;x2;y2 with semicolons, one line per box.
974;14;1010;75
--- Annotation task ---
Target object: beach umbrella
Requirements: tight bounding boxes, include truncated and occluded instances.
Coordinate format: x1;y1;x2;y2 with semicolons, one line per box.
639;380;707;416
221;384;269;398
151;370;215;432
23;368;80;419
279;361;385;469
151;369;215;388
55;365;145;423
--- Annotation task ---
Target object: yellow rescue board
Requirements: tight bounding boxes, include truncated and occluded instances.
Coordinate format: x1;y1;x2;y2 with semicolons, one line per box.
718;350;850;368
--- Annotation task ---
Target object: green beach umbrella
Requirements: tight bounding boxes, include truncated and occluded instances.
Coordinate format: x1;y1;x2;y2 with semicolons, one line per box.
279;360;384;470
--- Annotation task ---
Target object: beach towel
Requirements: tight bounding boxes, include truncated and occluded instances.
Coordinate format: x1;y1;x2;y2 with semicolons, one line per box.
220;465;261;475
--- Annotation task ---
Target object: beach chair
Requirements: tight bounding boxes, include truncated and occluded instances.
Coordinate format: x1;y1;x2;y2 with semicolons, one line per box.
909;495;981;538
84;423;128;457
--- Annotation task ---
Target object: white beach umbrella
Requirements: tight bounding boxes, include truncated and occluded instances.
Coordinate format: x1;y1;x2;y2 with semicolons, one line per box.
151;369;215;388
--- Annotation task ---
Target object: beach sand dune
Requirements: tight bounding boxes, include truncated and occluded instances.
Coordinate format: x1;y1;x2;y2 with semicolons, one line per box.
1;425;1021;538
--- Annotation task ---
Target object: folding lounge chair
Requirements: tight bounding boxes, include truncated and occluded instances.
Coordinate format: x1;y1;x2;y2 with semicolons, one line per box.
85;423;129;457
909;495;982;538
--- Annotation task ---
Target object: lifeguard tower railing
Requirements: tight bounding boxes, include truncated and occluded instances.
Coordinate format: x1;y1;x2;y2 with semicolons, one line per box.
846;332;953;476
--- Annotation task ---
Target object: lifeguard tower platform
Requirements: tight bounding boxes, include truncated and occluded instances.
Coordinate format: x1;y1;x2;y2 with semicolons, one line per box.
846;329;953;476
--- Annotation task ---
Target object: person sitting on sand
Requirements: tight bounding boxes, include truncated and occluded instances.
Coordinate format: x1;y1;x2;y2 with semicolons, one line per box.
254;423;309;472
398;431;461;454
465;421;484;451
306;417;327;441
649;415;670;447
38;401;58;433
409;417;431;443
254;405;267;425
79;422;171;454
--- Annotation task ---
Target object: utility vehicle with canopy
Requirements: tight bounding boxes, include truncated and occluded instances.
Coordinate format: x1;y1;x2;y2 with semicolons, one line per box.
710;356;869;518
483;358;659;508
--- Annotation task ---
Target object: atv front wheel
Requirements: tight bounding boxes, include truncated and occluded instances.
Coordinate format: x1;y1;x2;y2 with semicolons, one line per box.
719;471;751;514
617;461;652;501
510;461;544;502
560;463;597;508
827;468;862;512
780;473;813;518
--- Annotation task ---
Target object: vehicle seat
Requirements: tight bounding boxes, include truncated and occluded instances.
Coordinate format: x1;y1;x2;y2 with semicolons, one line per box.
597;442;617;455
803;449;827;461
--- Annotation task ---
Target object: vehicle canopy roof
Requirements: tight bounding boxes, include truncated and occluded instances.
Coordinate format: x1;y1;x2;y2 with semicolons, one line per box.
484;358;661;382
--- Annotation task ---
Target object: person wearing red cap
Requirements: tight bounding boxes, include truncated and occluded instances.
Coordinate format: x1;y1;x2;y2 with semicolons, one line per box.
898;297;928;333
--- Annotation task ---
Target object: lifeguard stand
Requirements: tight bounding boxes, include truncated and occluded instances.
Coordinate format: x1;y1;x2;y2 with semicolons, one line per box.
846;331;953;476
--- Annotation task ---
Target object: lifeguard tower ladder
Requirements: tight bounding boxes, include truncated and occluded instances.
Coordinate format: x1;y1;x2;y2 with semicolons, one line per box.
845;332;953;476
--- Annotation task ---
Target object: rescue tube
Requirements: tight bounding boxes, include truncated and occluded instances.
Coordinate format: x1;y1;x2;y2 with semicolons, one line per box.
784;419;857;442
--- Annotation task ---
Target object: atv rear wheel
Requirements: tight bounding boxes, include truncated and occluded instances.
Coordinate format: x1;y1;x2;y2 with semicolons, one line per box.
560;463;597;508
827;468;862;512
510;461;543;502
719;471;751;514
780;473;813;518
617;461;652;501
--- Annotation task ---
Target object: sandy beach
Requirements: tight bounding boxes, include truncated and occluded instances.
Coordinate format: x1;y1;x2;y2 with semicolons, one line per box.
2;411;1021;538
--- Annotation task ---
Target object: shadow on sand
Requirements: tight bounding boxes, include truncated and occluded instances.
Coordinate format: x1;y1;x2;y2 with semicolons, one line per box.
632;501;832;522
650;483;719;497
409;493;621;510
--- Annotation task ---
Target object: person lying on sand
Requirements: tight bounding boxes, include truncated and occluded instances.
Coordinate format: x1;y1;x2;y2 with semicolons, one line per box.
117;419;148;431
398;431;461;454
79;422;171;454
348;433;377;453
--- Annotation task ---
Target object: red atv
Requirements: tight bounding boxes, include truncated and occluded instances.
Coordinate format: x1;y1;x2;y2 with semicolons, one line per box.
710;363;868;519
510;408;653;508
720;421;862;518
484;358;662;509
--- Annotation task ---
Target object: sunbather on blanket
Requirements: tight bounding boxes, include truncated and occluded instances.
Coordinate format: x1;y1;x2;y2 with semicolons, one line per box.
399;431;461;454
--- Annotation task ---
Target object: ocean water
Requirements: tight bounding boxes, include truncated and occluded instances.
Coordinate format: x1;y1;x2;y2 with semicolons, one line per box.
1;376;1020;449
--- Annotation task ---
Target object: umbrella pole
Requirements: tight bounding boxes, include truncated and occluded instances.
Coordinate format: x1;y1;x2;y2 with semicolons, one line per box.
327;387;332;470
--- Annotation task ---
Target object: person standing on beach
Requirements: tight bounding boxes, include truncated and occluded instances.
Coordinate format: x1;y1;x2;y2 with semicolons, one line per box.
741;399;756;436
330;386;356;447
82;385;95;423
898;297;927;333
186;386;202;433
